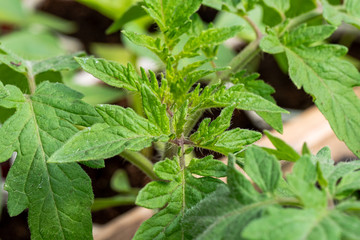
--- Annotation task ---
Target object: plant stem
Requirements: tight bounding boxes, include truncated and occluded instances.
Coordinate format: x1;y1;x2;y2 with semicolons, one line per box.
242;15;263;40
24;61;36;94
282;9;322;34
119;150;158;180
92;194;138;211
222;39;262;80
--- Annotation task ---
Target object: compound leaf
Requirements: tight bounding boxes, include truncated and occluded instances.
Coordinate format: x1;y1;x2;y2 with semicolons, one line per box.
262;24;360;158
134;157;223;240
0;81;101;240
122;30;168;61
190;108;261;155
143;0;202;45
49;104;169;163
75;57;140;91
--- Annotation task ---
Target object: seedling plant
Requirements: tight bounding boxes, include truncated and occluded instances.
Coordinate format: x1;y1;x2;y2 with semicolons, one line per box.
0;0;360;239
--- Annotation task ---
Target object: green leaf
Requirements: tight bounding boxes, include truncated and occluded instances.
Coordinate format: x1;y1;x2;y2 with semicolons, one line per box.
153;158;180;181
192;84;288;114
262;25;360;158
32;52;85;75
262;130;300;161
336;200;360;212
260;33;284;54
80;159;105;169
285;45;360;157
136;181;179;209
284;25;337;46
231;71;284;132
211;129;262;155
48;104;169;163
291;155;317;183
322;0;360;28
0;82;101;239
287;156;327;209
336;171;360;198
263;0;290;15
27;12;75;33
242;208;341;240
190;107;262;155
134;168;223;239
0;30;65;61
110;169;132;193
202;0;239;11
64;78;125;105
312;147;334;182
228;154;260;204
260;2;283;27
190;105;235;144
106;3;147;34
187;156;227;177
0;45;27;73
75;0;136;20
173;100;188;137
0;64;28;94
0;0;26;24
133;202;183;239
285;0;317;18
183;185;264;240
143;0;202;44
75;57;140;91
346;0;360;18
327;160;360;195
141;85;170;134
302;142;311;155
0;81;9;99
122;30;168;61
244;145;281;193
330;210;360;240
179;26;243;58
0;45;83;80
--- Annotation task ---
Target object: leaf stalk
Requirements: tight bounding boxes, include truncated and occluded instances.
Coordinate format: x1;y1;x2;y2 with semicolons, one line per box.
119;150;158;180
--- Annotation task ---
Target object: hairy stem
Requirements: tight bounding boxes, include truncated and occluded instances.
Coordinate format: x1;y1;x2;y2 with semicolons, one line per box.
119;150;158;180
25;62;36;94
